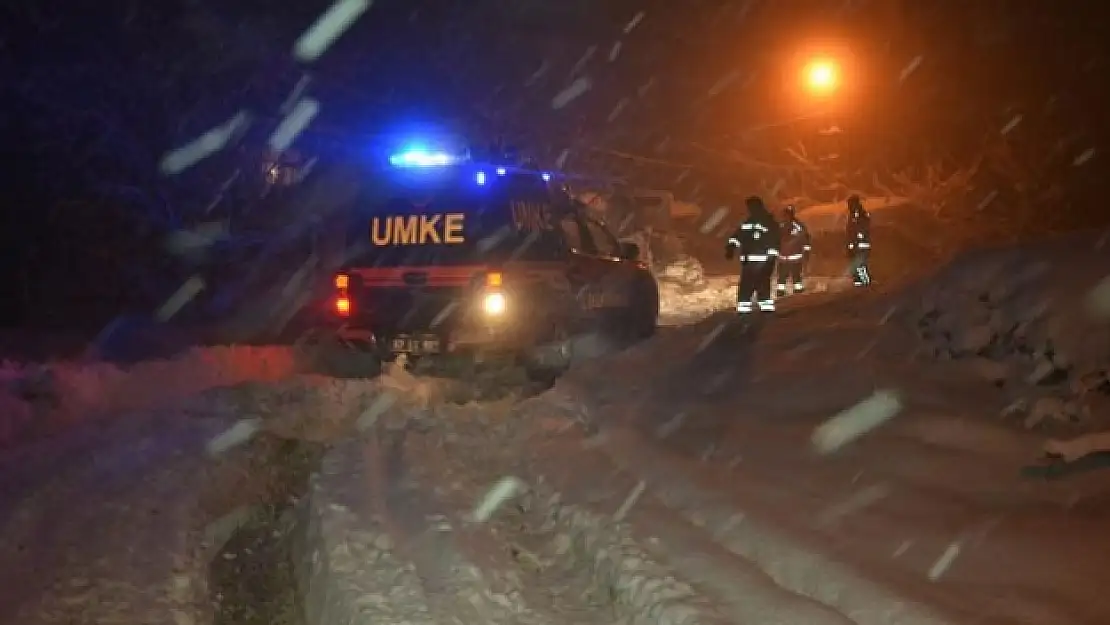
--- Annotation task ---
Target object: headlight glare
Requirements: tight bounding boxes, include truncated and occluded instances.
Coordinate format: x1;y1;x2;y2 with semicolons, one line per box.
482;292;506;315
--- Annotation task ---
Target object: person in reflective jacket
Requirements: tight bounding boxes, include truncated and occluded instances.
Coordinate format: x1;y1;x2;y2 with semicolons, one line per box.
776;204;812;296
845;195;872;287
725;196;781;314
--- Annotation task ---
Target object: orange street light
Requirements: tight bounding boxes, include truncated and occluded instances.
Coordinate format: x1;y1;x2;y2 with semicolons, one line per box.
803;58;839;95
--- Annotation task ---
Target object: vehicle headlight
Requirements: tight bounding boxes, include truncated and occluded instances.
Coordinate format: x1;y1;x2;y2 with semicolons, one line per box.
482;292;506;315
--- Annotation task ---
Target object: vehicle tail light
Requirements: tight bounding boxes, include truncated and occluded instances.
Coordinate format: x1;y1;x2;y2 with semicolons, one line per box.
335;296;351;316
334;272;351;316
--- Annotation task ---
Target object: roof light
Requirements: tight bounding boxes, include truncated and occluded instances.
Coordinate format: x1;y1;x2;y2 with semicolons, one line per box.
496;167;507;175
389;148;459;168
476;171;487;185
541;172;551;181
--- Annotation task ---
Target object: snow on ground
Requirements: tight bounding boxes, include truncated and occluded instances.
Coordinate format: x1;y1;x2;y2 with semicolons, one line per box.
906;233;1110;433
1;363;792;625
0;337;885;625
0;375;389;625
0;345;298;447
303;387;745;625
2;234;1109;625
656;255;854;325
555;230;1110;625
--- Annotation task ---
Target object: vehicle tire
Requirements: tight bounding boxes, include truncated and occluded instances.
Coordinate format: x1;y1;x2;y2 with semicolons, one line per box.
627;275;659;340
520;321;573;384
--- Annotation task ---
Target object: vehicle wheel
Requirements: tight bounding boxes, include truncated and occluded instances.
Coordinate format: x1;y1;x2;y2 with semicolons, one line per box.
520;322;573;384
627;276;659;340
295;332;382;378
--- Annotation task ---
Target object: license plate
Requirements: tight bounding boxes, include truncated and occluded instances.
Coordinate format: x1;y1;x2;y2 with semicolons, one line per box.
390;335;441;354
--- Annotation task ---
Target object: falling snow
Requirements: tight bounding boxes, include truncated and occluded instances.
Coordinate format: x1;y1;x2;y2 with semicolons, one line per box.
551;77;592;109
812;390;903;454
899;55;923;82
7;2;1110;624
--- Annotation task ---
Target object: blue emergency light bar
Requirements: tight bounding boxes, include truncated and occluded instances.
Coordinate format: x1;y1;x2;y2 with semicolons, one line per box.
388;148;461;168
472;166;555;186
387;144;561;187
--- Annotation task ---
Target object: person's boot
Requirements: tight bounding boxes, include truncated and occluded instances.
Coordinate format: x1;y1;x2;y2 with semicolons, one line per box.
852;267;866;287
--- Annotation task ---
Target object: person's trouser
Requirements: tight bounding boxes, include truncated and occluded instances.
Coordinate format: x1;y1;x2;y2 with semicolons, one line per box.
776;260;805;294
849;248;871;286
737;260;776;313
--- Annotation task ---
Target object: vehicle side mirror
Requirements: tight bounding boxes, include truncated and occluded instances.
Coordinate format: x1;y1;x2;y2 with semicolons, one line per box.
619;241;640;261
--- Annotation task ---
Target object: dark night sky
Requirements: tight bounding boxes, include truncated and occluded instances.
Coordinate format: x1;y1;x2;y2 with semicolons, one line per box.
3;0;1109;331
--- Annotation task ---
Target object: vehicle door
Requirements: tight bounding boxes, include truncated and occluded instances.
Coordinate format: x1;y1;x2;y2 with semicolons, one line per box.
557;213;626;324
579;217;636;312
501;179;576;322
556;212;604;327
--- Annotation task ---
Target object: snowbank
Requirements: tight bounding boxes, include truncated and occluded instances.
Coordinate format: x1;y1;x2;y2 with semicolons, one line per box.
0;345;297;446
655;255;735;325
659;276;739;325
657;255;710;289
655;255;854;325
905;232;1110;431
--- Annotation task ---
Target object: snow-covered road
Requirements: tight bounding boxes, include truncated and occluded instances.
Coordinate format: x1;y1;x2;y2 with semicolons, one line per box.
1;237;1109;625
558;234;1110;624
561;305;1107;625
